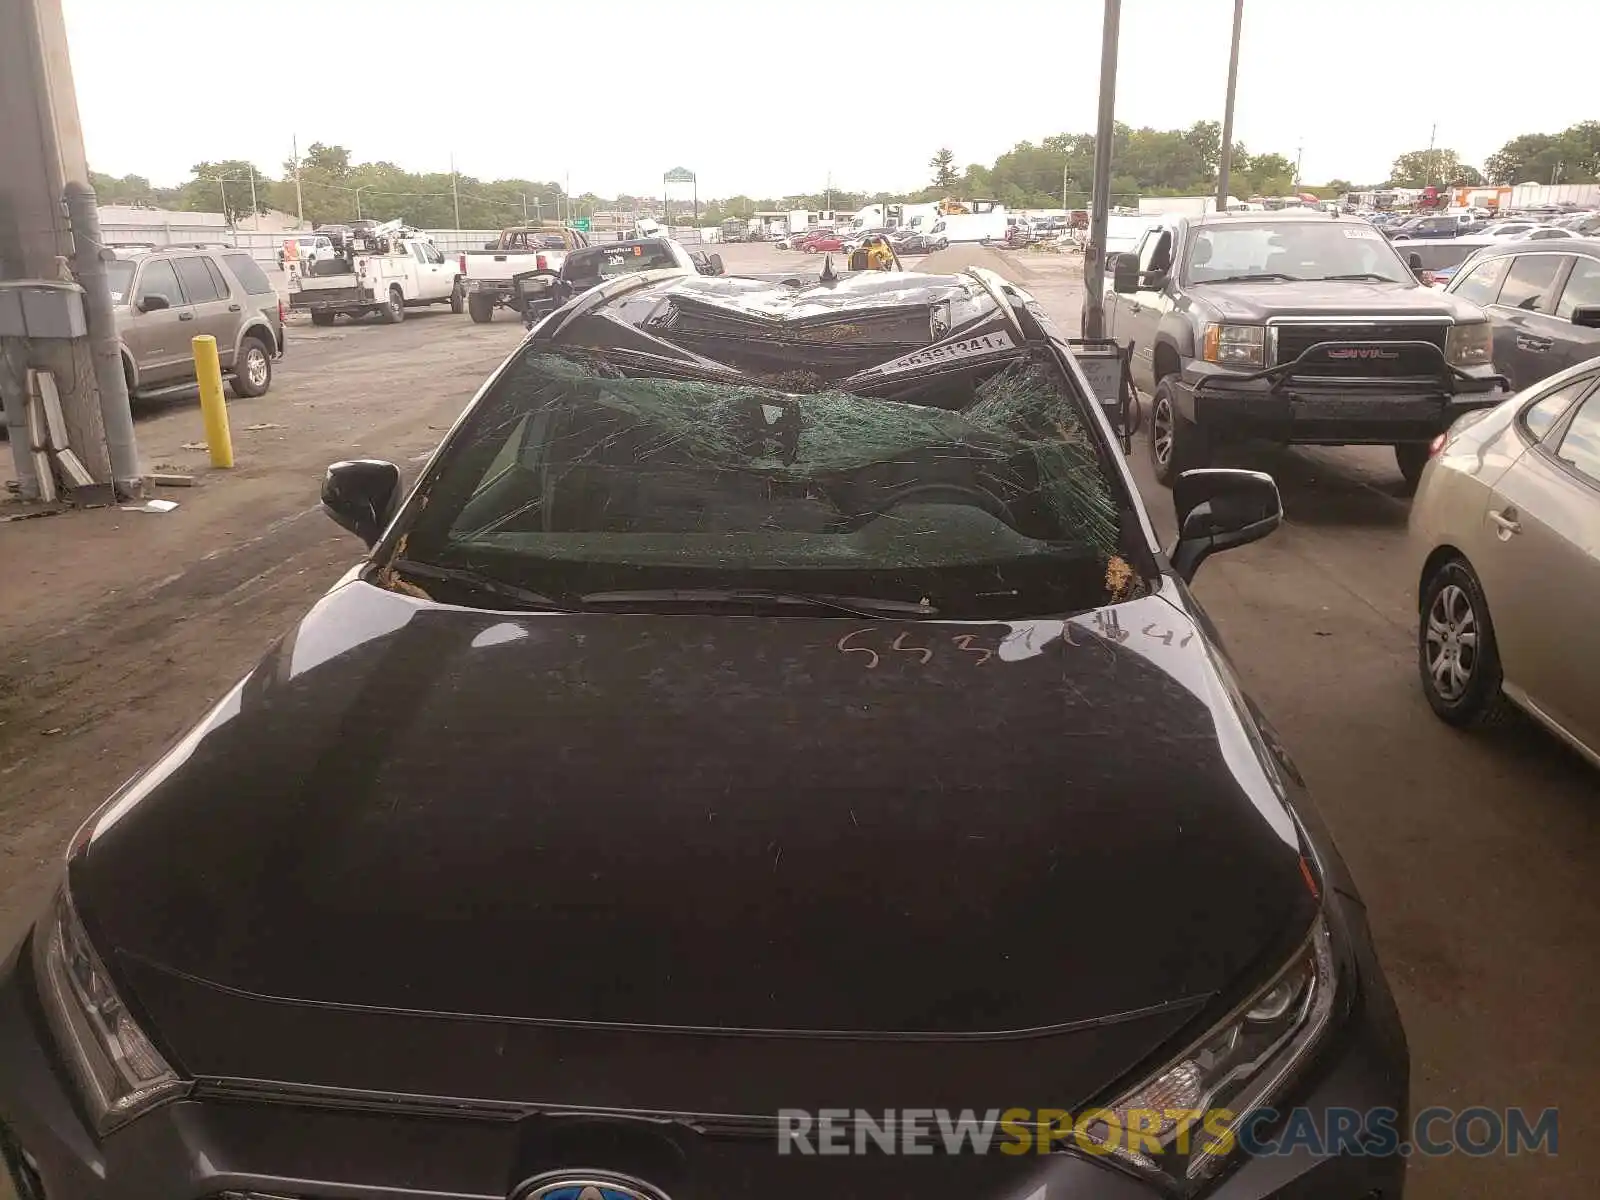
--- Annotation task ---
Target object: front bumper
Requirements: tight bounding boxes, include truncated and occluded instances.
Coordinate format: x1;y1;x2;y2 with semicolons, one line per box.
0;890;1408;1200
1175;357;1509;446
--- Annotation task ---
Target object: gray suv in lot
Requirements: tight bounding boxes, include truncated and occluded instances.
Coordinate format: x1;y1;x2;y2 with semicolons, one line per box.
106;248;284;401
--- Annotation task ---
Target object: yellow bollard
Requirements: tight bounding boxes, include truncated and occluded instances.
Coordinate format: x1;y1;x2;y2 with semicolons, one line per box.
192;334;234;468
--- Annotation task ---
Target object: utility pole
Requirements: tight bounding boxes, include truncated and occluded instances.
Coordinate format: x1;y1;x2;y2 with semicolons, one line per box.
1;0;140;497
1062;159;1070;208
1216;0;1245;212
450;153;461;229
1425;122;1437;188
521;192;528;222
292;135;304;227
249;166;258;230
1082;0;1121;341
1294;143;1303;189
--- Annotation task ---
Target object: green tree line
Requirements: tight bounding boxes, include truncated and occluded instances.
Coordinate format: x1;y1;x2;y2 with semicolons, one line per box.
90;142;580;230
87;120;1600;232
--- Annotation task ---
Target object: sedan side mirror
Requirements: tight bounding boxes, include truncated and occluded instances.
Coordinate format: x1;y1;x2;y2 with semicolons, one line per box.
1571;305;1600;329
1112;255;1141;293
1407;251;1424;273
137;292;170;313
322;459;401;548
707;252;725;275
1169;468;1282;582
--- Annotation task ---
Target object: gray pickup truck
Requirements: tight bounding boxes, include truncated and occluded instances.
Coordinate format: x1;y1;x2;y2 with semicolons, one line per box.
1105;211;1510;491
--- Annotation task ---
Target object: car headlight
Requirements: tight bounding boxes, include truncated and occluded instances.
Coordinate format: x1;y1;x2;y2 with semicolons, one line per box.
1202;323;1265;367
1067;912;1338;1189
33;887;187;1134
1446;321;1493;367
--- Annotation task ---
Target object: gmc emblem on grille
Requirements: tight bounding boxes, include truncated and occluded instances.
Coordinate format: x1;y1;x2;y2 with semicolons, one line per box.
1327;347;1399;360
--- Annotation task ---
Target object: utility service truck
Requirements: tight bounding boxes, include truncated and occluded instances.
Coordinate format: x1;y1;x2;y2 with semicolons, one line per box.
287;220;464;326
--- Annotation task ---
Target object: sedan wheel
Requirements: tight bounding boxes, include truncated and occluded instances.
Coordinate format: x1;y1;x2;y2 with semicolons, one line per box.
1417;558;1512;727
1424;583;1478;702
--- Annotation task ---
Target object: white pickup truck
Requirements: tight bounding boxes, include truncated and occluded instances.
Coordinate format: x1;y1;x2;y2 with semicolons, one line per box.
459;225;592;323
288;223;465;326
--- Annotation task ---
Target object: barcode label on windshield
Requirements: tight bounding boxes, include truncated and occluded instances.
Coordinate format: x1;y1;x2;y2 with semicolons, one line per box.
1343;227;1381;239
877;331;1017;373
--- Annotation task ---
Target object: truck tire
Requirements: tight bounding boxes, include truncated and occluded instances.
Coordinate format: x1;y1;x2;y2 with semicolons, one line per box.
1394;443;1429;495
380;285;405;324
310;312;336;327
450;279;466;314
468;293;495;324
1148;376;1209;487
230;335;273;398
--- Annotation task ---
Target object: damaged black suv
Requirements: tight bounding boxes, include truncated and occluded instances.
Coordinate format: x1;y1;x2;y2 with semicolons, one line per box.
1106;212;1510;491
0;266;1408;1200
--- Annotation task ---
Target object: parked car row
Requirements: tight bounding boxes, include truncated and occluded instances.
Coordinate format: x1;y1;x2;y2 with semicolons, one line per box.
1097;207;1600;768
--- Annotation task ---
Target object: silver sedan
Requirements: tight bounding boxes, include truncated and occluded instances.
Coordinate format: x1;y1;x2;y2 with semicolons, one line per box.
1409;357;1600;765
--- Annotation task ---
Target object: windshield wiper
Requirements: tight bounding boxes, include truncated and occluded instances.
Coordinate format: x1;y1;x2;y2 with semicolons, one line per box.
1194;273;1303;283
385;559;569;611
1315;273;1404;282
578;588;938;618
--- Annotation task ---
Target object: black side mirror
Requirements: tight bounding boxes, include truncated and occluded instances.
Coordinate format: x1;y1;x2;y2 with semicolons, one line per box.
1169;468;1282;582
1112;255;1141;293
322;459;401;547
138;292;170;313
707;253;725;275
1571;305;1600;329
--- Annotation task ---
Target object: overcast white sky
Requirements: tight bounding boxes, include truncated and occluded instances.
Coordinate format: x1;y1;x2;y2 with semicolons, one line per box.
62;0;1593;198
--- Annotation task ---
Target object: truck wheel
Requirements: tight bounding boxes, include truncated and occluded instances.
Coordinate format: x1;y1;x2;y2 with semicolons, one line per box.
380;286;406;324
1148;376;1209;487
1394;443;1429;495
468;294;495;324
310;312;335;327
230;336;273;398
450;280;466;314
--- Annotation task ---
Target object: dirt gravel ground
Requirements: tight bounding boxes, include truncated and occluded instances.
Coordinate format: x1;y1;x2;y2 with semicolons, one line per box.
2;243;1597;1198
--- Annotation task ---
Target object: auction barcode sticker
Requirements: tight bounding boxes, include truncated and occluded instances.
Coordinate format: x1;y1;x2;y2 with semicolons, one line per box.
876;331;1017;374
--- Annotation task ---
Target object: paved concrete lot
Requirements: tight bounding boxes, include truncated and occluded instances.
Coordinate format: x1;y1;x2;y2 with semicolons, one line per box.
1;243;1595;1198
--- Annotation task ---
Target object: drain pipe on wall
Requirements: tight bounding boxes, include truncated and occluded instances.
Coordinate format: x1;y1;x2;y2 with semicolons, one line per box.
64;181;143;498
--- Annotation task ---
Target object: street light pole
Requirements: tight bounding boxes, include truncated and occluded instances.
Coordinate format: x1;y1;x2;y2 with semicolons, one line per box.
1216;0;1245;212
450;152;461;229
1082;0;1121;341
249;166;258;229
293;135;304;228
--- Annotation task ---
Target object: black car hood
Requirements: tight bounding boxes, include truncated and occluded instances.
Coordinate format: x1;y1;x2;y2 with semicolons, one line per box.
1190;278;1484;322
74;579;1314;1105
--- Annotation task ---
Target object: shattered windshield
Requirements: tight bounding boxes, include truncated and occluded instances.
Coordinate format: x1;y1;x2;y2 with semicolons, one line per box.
393;347;1146;619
